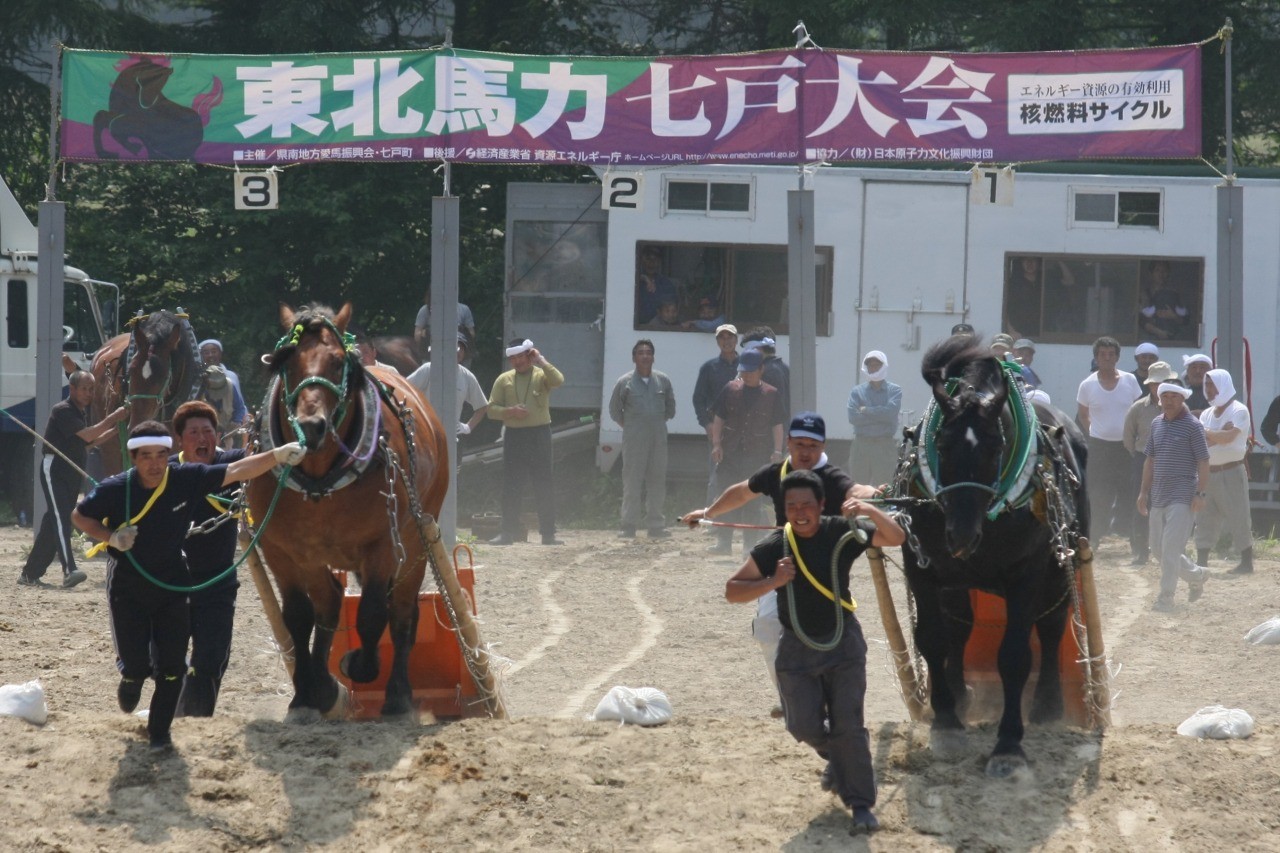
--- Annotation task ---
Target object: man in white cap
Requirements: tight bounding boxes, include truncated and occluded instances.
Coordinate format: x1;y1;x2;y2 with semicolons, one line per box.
846;350;902;489
198;339;249;442
1122;360;1178;566
1136;381;1209;612
1182;353;1212;415
487;338;565;545
1132;342;1160;385
1195;368;1255;575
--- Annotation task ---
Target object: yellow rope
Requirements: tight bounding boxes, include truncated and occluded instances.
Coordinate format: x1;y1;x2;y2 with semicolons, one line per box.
784;522;857;613
85;467;169;557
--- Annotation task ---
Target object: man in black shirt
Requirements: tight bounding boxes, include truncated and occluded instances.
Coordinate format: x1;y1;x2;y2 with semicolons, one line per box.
18;371;127;588
170;401;247;717
73;420;304;750
691;324;739;504
725;469;904;834
682;412;880;711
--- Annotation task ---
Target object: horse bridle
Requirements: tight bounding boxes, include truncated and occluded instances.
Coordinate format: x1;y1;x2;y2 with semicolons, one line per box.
274;317;360;446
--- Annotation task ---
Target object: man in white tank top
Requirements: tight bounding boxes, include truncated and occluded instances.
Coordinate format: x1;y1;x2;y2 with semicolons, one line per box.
1077;336;1143;543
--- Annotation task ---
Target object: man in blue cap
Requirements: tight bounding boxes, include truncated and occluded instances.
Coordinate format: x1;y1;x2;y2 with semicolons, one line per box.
683;411;880;716
702;347;786;554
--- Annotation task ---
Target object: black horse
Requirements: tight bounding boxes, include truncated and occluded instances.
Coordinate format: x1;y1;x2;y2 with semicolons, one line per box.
891;336;1089;777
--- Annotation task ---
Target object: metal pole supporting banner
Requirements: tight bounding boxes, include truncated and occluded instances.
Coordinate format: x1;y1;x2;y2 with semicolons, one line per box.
1215;184;1244;388
429;188;460;543
34;201;67;531
787;185;817;414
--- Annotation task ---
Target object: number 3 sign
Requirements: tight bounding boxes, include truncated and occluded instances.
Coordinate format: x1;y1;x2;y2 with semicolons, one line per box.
601;172;643;212
235;170;279;210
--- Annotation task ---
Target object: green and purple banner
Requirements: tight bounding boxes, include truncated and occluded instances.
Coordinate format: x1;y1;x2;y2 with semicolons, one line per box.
60;45;1201;166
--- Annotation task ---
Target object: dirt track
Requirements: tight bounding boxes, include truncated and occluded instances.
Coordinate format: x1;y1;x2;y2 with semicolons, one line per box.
2;525;1279;851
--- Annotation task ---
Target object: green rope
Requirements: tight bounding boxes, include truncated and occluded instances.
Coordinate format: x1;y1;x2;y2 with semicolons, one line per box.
784;527;866;652
118;463;292;594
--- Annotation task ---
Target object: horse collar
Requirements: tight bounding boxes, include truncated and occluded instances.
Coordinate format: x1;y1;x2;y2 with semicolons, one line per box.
261;375;382;499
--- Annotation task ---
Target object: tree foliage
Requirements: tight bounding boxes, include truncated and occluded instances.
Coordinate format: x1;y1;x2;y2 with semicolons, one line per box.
0;0;1276;401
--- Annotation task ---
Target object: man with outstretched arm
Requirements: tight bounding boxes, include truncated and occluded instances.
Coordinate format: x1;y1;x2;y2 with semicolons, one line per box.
725;468;904;835
72;420;305;751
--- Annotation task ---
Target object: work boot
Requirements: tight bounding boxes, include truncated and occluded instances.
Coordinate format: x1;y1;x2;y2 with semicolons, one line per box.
1228;548;1254;575
117;677;144;713
147;675;183;750
851;806;881;834
1197;548;1211;567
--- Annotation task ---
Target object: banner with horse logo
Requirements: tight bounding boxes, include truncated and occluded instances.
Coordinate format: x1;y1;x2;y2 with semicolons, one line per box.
60;44;1201;166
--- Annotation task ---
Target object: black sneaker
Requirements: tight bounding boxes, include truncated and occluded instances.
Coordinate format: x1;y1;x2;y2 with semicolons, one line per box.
851;807;880;834
17;574;51;588
62;570;87;589
118;678;144;713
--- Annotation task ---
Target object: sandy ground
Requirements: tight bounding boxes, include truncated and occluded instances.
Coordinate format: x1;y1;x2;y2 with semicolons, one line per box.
2;522;1280;852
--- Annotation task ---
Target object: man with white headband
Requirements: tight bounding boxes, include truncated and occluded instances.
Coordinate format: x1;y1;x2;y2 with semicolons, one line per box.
1195;368;1255;576
487;338;565;545
845;350;902;489
72;420;305;750
1136;381;1209;612
1122;360;1178;566
1181;353;1212;415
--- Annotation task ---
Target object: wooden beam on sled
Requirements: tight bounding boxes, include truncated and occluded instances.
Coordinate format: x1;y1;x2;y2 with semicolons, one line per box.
867;547;927;721
240;529;295;679
1076;537;1112;729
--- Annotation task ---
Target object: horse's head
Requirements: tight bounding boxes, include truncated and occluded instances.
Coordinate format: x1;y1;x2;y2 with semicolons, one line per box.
923;338;1009;559
125;310;184;427
268;301;363;452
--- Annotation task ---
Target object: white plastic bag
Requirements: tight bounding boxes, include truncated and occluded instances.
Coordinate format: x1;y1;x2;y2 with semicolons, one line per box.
590;686;673;726
1176;704;1254;739
0;680;49;725
1244;616;1280;645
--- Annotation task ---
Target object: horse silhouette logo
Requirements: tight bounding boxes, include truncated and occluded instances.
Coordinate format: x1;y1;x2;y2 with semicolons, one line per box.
93;55;224;161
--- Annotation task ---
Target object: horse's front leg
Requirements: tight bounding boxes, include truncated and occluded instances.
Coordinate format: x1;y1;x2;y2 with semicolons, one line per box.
990;584;1037;777
341;568;387;685
309;569;344;716
907;573;966;760
939;588;974;722
277;582;321;722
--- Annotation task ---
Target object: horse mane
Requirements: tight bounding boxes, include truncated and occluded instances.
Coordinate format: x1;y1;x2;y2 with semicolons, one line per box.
921;335;991;387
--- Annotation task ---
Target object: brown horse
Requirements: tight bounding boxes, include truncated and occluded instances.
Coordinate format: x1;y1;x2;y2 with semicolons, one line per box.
90;309;202;474
246;302;449;721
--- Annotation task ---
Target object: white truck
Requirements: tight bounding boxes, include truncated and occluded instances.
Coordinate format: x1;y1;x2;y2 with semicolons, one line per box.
1;178;118;516
504;165;1280;509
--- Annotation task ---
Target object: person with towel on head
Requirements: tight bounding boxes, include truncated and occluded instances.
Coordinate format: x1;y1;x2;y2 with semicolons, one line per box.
1195;368;1256;576
1132;342;1160;385
1136;381;1210;613
1182;353;1212;415
486;338;565;546
846;350;902;490
198;339;249;446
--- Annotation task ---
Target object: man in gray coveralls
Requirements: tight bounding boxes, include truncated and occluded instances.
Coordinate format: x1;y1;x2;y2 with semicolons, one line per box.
609;339;677;538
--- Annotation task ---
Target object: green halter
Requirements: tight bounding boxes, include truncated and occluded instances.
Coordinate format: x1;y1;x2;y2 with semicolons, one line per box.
274;318;360;444
916;358;1039;520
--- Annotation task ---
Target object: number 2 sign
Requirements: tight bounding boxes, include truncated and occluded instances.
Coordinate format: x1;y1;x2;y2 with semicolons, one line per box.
601;172;643;212
235;170;279;210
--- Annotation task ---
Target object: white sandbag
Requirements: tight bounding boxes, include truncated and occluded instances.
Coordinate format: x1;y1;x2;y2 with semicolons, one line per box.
1244;616;1280;645
0;680;49;725
1176;704;1254;739
590;686;673;726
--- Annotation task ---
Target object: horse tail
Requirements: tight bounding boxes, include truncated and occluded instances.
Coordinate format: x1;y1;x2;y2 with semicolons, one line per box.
192;77;224;126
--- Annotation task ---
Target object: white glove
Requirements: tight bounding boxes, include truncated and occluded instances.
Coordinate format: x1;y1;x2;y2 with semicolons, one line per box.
109;525;138;552
273;442;307;466
457;422;471;435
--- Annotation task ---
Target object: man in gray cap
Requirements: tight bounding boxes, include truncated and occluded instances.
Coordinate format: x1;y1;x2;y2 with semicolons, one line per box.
1123;360;1177;565
705;348;786;553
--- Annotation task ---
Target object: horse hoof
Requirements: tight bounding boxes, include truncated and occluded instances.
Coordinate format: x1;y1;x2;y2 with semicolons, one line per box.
322;682;352;720
928;728;967;759
285;706;322;725
985;753;1029;779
